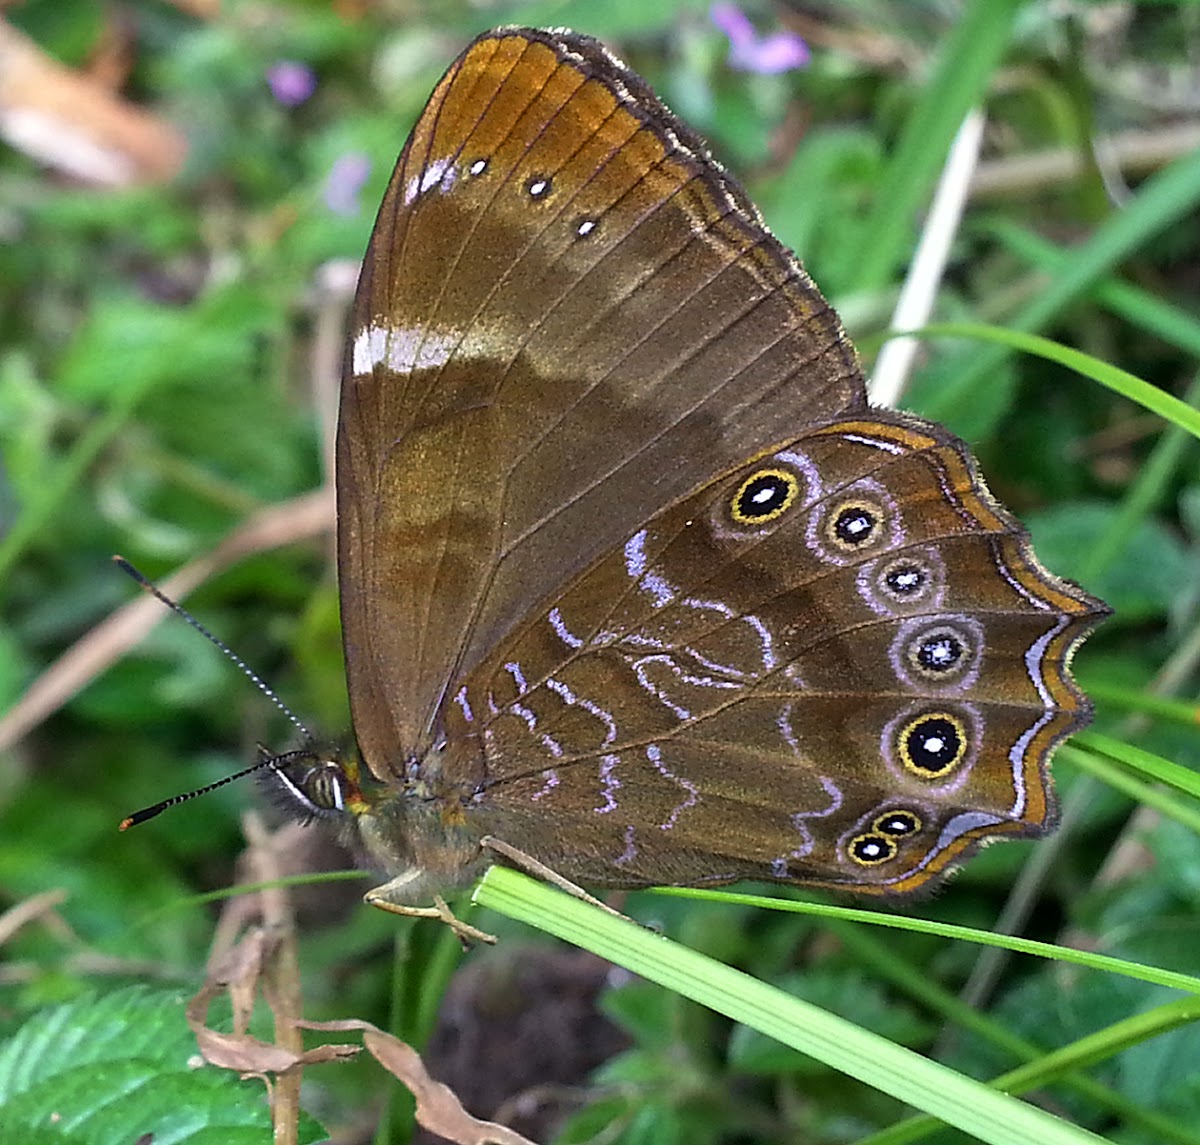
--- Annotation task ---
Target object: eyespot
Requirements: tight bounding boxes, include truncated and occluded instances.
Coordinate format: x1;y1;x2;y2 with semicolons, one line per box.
827;499;882;549
527;175;552;198
897;712;968;778
856;550;945;616
873;809;922;837
731;468;800;525
889;616;983;694
468;158;488;176
575;217;598;238
848;833;897;866
906;624;969;678
883;560;929;600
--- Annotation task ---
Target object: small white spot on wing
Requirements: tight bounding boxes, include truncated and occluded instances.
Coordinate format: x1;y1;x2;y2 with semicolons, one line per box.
403;156;456;204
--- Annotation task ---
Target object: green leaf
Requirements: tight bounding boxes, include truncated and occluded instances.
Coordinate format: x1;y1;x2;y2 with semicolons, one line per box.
0;986;326;1143
1023;502;1190;622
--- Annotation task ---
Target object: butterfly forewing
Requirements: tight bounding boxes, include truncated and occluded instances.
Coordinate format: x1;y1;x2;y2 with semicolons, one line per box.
339;28;864;770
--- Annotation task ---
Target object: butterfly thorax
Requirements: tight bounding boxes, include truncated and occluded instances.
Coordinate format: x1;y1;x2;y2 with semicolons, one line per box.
354;797;487;903
352;737;493;901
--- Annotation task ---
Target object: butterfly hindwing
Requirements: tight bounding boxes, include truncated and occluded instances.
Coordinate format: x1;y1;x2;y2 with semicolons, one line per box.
451;415;1102;892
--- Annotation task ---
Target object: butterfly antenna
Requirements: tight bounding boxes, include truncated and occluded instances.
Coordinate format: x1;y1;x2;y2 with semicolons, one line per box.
118;751;302;829
113;555;314;744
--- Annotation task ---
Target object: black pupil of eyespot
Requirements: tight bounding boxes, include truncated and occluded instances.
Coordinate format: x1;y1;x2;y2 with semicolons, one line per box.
917;634;962;671
882;815;915;835
905;717;961;771
739;475;788;518
886;566;923;594
835;506;875;544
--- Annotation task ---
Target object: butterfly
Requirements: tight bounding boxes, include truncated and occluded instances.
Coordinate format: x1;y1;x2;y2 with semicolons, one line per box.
257;27;1106;941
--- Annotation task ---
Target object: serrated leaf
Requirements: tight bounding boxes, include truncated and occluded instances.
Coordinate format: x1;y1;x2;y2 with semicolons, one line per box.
0;986;326;1144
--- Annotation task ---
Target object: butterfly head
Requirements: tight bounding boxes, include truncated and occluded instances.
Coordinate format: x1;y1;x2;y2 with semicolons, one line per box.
260;739;485;888
260;744;371;827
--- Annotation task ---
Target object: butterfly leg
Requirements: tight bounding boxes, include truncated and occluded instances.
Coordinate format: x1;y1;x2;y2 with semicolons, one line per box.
365;887;498;947
481;835;631;923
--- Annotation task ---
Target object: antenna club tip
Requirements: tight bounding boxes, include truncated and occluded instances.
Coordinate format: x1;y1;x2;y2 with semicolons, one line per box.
113;556;153;588
118;817;134;831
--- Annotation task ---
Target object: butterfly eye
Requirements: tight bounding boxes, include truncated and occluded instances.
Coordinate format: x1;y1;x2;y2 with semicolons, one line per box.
730;468;800;525
264;756;357;823
304;762;348;813
897;713;968;778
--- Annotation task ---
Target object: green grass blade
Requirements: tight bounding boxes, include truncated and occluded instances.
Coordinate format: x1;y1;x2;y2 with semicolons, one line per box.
650;887;1200;993
1061;745;1200;834
841;0;1023;293
913;322;1200;437
859;997;1200;1145
1082;682;1200;727
1074;730;1200;802
985;220;1200;360
916;144;1200;423
476;867;1110;1145
832;922;1198;1145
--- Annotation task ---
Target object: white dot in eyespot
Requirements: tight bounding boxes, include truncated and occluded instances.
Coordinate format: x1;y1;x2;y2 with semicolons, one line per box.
576;218;597;236
841;512;871;539
469;158;488;175
924;638;957;667
922;733;946;754
856;549;945;616
528;178;550;198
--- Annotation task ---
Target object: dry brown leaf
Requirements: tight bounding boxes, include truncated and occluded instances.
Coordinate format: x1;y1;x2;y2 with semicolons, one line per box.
0;17;185;184
301;1019;540;1145
0;888;70;946
188;933;358;1076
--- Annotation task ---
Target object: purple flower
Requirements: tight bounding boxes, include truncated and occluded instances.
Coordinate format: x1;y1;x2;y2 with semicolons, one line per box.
267;61;317;107
711;3;809;74
325;152;371;216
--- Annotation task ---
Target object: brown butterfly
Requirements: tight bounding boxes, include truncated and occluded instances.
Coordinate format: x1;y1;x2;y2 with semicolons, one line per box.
266;27;1106;940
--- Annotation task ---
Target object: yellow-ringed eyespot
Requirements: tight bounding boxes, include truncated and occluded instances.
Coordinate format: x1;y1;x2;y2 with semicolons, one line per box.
897;712;968;778
731;468;800;525
848;833;898;866
825;498;883;550
873;809;922;837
